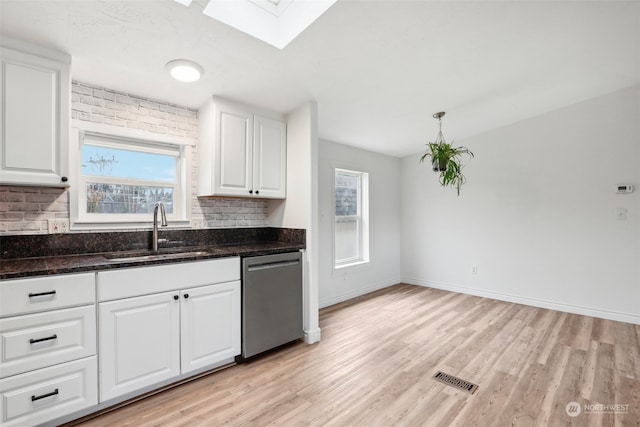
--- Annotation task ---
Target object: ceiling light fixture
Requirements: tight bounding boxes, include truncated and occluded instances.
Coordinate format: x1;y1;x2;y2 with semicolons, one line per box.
166;59;204;83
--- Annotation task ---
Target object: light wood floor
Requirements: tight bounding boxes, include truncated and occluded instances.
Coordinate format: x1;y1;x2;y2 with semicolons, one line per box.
72;284;640;426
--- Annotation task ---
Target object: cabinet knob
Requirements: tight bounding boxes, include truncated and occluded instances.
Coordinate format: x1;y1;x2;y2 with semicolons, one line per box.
183;293;189;299
61;176;68;182
173;295;179;300
255;190;259;195
249;190;253;194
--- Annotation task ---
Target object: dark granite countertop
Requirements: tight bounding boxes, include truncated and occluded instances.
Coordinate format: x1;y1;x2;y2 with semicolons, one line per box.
0;228;305;280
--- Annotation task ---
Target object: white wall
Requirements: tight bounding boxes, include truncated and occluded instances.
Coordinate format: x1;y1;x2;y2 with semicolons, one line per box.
268;101;321;343
318;140;402;308
401;85;640;324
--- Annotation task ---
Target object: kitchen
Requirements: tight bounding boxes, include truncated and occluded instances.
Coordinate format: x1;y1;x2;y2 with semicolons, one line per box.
1;0;639;425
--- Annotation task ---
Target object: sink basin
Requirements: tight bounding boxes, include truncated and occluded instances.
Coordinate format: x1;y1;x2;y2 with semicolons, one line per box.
104;250;210;263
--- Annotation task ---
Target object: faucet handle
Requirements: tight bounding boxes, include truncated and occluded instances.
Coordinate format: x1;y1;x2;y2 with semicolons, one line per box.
157;238;170;244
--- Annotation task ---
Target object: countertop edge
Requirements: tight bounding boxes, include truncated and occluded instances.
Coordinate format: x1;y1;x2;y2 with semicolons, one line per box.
0;243;305;280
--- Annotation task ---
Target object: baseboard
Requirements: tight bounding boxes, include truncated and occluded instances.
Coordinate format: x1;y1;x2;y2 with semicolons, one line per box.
402;277;640;325
304;327;321;344
319;277;400;309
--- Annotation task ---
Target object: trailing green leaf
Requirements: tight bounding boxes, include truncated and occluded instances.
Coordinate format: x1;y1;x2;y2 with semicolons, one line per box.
419;141;474;195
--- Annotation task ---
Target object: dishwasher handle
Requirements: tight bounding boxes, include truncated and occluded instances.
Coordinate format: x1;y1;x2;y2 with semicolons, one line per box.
246;259;300;272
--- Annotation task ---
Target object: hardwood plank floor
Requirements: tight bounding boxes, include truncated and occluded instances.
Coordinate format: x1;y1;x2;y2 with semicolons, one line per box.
71;284;640;426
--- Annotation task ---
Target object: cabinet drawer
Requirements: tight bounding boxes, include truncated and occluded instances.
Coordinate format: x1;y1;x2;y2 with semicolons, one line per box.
0;273;95;318
0;356;97;427
97;257;239;301
0;305;96;378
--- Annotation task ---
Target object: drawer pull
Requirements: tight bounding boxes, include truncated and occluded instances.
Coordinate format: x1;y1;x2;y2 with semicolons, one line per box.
31;388;59;401
28;290;57;298
29;334;58;344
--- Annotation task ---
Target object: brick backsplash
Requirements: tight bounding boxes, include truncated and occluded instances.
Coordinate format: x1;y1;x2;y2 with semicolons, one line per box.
0;81;268;235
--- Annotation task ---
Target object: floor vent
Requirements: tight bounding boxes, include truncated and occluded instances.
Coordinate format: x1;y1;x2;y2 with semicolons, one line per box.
433;371;478;394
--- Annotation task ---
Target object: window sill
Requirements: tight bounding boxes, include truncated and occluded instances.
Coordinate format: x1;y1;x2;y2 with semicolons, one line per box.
334;259;370;271
71;220;192;231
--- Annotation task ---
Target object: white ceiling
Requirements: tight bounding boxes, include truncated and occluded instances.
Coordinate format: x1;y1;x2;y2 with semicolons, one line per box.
1;0;639;158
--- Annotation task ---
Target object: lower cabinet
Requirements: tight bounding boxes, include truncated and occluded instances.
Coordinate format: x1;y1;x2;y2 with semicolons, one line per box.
0;272;97;427
180;282;241;374
98;291;180;401
0;357;97;427
99;281;240;402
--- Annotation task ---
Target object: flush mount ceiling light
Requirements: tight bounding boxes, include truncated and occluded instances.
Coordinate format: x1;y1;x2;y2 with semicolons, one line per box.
166;59;204;82
199;0;337;49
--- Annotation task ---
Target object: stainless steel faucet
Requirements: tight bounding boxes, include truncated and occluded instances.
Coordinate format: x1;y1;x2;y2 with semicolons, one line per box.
152;202;168;252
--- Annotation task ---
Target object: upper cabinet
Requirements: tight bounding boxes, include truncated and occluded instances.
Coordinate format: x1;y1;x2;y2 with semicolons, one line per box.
0;39;71;187
198;97;286;199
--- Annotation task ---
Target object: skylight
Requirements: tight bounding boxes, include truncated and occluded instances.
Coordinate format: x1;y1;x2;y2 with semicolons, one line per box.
201;0;337;49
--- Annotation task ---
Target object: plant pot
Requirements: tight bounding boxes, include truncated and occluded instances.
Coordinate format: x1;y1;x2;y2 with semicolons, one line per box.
432;159;447;172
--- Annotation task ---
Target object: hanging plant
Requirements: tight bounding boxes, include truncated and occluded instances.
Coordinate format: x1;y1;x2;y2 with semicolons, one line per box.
419;112;474;195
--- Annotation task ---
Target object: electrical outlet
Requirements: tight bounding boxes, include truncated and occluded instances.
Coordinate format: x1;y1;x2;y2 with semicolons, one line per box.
48;219;69;234
471;265;478;275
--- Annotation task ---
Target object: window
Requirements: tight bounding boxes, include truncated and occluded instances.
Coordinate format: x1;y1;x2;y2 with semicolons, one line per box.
70;126;191;229
334;168;369;268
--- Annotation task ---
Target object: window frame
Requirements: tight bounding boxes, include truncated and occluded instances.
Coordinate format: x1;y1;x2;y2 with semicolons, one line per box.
69;122;193;230
333;167;369;269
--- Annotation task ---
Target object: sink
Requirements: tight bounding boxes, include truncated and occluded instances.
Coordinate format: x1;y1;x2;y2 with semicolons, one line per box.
104;250;210;263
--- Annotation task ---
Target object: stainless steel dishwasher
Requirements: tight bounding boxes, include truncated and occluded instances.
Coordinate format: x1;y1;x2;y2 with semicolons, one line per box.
240;251;303;359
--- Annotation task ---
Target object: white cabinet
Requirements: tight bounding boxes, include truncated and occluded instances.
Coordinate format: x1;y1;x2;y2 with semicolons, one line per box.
0;357;97;427
253;115;287;198
0;305;96;378
0;38;71;187
180;282;240;374
97;258;241;402
0;273;97;427
198;97;286;198
98;291;181;401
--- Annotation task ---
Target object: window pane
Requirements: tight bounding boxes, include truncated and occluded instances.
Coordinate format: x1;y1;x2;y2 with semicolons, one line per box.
82;145;176;181
335;172;359;216
86;183;174;214
335;219;360;262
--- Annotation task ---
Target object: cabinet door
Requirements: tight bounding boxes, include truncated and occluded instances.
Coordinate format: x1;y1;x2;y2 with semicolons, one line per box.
0;45;70;187
180;281;240;374
213;102;254;196
253;115;286;199
99;292;180;402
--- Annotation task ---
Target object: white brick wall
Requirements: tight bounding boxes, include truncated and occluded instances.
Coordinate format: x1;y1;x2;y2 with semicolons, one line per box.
0;81;268;234
0;186;69;233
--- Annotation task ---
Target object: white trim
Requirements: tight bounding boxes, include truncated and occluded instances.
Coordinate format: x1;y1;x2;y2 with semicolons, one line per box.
319;277;399;309
402;277;640;325
72;120;195;147
0;36;71;64
70;220;192;231
333;168;370;269
333;259;370;271
69;125;192;230
303;327;321;344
